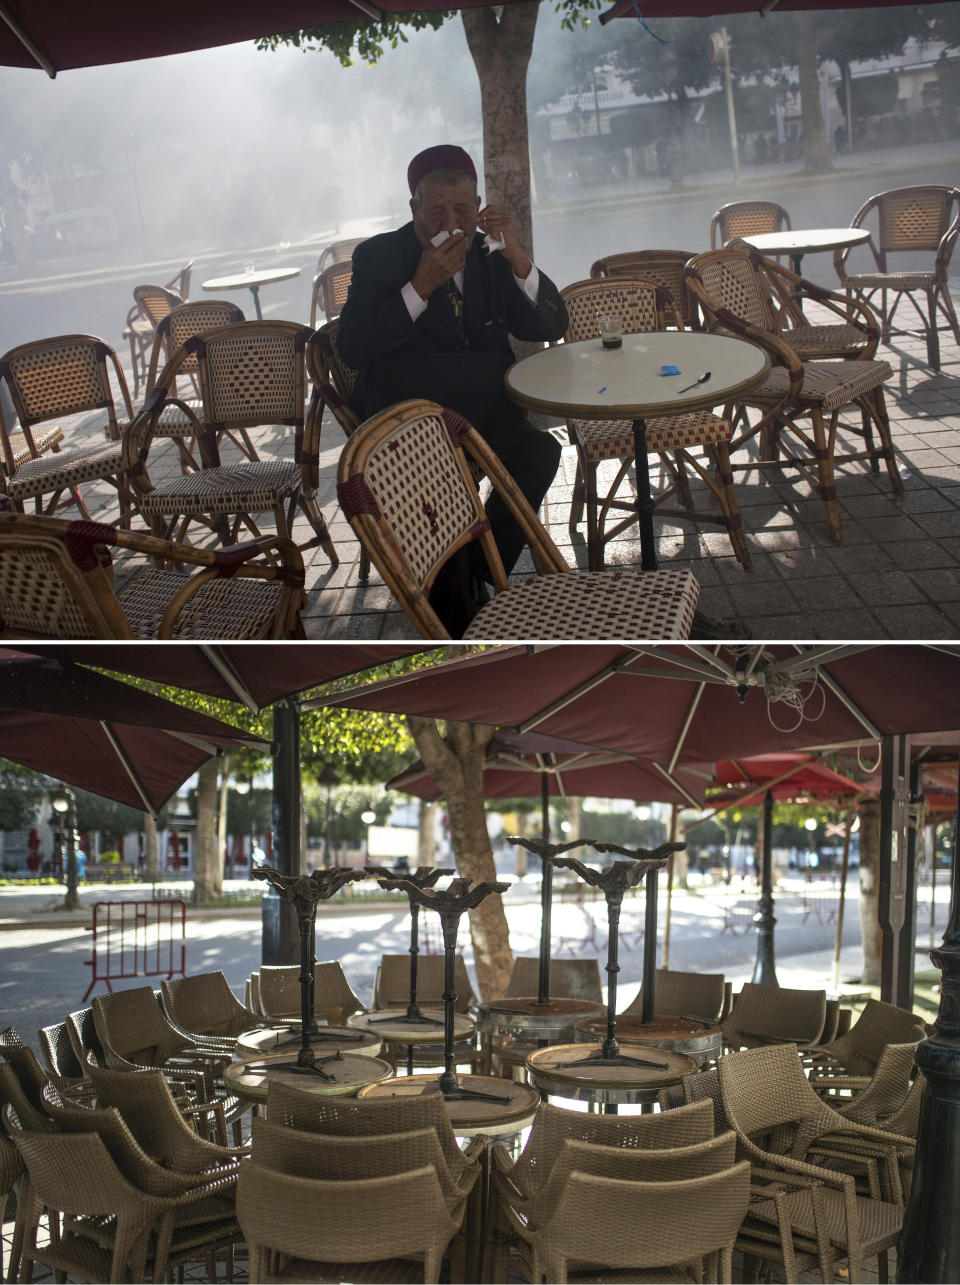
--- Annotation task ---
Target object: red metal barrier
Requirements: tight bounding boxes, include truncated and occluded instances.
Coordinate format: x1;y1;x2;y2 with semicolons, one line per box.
82;899;187;1001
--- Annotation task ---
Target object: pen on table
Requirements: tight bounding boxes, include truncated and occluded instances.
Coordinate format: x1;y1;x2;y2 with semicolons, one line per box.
597;386;607;393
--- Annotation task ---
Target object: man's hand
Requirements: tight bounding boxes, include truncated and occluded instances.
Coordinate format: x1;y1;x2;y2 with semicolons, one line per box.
410;230;469;301
478;204;532;279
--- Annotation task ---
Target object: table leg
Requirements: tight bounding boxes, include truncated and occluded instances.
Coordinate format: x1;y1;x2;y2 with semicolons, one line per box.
407;1044;414;1076
631;417;659;572
791;253;805;315
248;284;264;320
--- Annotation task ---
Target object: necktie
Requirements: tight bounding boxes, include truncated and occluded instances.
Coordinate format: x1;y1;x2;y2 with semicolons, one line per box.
446;279;466;345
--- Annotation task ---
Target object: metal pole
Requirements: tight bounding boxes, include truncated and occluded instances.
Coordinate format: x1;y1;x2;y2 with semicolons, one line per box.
538;774;552;1005
640;867;658;1024
64;788;79;912
663;805;678;969
833;806;854;992
751;790;777;985
897;758;960;1283
263;699;301;964
721;28;741;183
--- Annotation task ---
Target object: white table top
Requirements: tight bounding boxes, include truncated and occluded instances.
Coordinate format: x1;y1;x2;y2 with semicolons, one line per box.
505;331;770;422
347;1008;475;1043
738;227;872;256
201;266;301;291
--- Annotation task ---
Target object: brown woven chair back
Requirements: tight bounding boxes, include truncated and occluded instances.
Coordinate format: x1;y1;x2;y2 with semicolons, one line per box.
148;299;245;391
257;961;362;1021
317;236;367;273
870;185;958;255
66;1007;105;1068
560;275;675;342
132;283;182;328
311;260;354;327
504;956;603;1003
92;985;181;1066
589;250;698;324
836;1040;920;1128
308;319;361;427
710;199;791;249
813;997;926;1075
161;970;257;1038
0;333;132;434
658;1064;729;1135
237;1159;459;1282
684;249;777;334
723;982;826;1048
0;1030;49;1114
375;953;476;1013
38;1021;86;1083
624;967;725;1023
191;320;309;429
0;1063;51;1134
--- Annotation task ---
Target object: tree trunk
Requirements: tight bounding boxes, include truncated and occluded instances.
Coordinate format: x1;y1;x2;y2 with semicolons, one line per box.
143;812;159;881
859;796;883;985
194;759;222;903
795;14;832;175
418;800;437;868
568;797;582;844
671;807;689;889
461;2;540;256
408;715;512;999
217;756;230;881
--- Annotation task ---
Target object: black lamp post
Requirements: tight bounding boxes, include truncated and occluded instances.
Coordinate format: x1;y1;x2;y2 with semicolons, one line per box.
897;757;960;1282
51;786;78;911
751;790;778;985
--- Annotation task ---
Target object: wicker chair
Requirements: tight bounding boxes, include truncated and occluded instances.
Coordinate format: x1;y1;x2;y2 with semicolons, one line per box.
141;299;248;469
317;236;367;274
834;184;960;370
12;1121;240;1284
558;276;749;572
825;1040;921;1125
246;971;263;1016
711;199;791;252
803;998;926;1079
66;1007;105;1070
721;982;827;1051
0;1110;24;1283
622;966;726;1024
38;1020;92;1097
499;1138;750;1284
121;283;183;400
258;961;366;1023
238;1160;462;1283
161;970;261;1039
337;396;700;640
589;249;699;325
0;333;137;524
485;956;603;1078
717;1043;910;1281
0;511;305;639
684;247;902;544
373;952;479;1073
83;1061;248;1168
123;320;339;564
310;259;354;329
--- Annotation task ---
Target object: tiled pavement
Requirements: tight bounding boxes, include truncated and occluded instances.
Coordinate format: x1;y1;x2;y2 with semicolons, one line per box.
65;312;960;640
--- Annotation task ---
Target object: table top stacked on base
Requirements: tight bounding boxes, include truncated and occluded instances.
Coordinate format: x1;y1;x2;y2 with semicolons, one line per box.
235;1024;383;1059
573;1015;722;1067
526;1042;696;1106
224;1050;394;1102
347;1009;476;1044
479;996;605;1042
358;1073;540;1136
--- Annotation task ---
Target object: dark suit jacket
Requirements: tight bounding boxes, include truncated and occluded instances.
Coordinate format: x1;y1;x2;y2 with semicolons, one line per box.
337;221;568;418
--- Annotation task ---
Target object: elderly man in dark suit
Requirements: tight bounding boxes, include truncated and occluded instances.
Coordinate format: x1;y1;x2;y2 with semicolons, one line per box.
337;144;569;634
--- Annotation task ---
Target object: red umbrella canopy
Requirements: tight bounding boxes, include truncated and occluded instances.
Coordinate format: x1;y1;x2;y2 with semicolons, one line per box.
599;0;956;21
709;752;863;804
0;648;267;812
0;0;512;74
328;644;960;768
389;730;706;807
24;644;424;713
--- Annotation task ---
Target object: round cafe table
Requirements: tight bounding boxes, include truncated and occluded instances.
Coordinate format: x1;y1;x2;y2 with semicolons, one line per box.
526;1042;696;1111
223;1050;394;1103
235;1023;383;1059
358;1072;540;1138
348;1008;476;1076
201;266;301;320
505;331;770;572
573;1014;722;1068
735;226;872;279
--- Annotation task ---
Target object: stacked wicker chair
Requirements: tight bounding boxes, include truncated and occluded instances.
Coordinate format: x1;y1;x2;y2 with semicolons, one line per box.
833;184;960;370
559;276;750;571
337;397;700;640
721;982;827;1051
0;511;306;639
122;283;183;399
623;966;726;1024
803;997;927;1081
683;246;902;546
310;259;354;329
161;969;263;1039
373;952;480;1074
258;960;366;1024
488;956;603;1079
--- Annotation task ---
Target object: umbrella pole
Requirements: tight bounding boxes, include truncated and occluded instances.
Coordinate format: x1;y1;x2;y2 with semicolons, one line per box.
833;806;853;992
751;790;778;986
663;805;679;969
538;775;552;1005
640;867;658;1024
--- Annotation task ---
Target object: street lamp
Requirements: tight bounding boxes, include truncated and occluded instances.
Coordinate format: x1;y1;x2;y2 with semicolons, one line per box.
52;786;79;911
318;765;341;866
361;810;376;861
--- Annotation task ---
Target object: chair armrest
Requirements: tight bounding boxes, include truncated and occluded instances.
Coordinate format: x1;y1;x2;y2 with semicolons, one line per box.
462;1133;489;1166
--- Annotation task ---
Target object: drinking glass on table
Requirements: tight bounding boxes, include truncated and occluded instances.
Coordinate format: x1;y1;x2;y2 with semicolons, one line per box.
597;313;623;350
